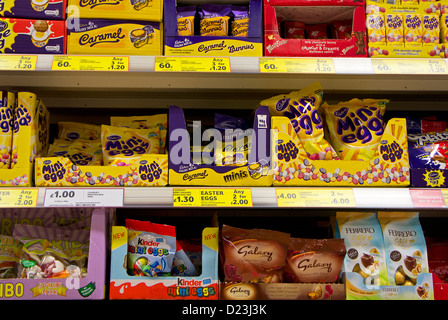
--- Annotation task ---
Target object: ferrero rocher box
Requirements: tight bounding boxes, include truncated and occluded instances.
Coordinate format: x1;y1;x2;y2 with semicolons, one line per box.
66;19;163;55
220;282;345;300
67;0;162;22
168;105;273;187
345;272;434;300
271;117;410;187
35;154;168;187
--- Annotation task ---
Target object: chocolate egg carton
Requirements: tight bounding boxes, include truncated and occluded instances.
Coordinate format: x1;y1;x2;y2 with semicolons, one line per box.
264;0;368;57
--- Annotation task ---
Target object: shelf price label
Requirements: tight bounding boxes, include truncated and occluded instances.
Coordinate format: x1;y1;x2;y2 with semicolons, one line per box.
410;188;446;208
0;55;37;70
44;188;124;207
0;189;38;207
276;188;356;207
259;58;335;73
173;188;253;207
372;58;448;75
155;57;230;72
52;56;129;71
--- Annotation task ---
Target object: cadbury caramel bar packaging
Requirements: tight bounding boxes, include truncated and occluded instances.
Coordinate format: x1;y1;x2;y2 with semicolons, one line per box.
67;19;162;55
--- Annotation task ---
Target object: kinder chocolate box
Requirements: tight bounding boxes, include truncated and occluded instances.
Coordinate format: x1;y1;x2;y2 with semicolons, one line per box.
67;0;162;22
0;0;66;20
0;18;65;53
164;0;263;56
67;19;162;55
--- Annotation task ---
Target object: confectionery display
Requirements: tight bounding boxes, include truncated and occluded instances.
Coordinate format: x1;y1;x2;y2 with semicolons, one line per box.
0;0;447;307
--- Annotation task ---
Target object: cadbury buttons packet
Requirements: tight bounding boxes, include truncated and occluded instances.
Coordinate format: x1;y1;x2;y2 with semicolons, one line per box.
221;225;290;283
126;219;176;277
199;4;231;36
260;82;338;160
320;98;387;161
377;212;429;288
335;211;388;286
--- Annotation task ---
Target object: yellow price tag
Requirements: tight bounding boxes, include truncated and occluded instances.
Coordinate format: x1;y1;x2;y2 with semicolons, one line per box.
372;58;448;74
173;188;252;207
259;58;335;73
276;188;356;207
52;55;129;71
0;55;37;70
155;57;230;72
0;188;38;207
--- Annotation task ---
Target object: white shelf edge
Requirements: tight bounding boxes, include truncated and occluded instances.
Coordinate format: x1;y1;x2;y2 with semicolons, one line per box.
28;187;448;209
18;54;448;75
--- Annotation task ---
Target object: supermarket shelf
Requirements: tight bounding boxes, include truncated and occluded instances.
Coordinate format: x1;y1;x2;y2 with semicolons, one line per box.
28;186;448;209
2;55;448;112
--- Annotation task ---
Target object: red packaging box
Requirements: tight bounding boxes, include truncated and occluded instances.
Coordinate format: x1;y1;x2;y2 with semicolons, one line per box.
264;0;367;57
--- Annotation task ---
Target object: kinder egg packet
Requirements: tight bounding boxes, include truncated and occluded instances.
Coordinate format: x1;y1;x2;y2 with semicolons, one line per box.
177;6;196;36
126;219;176;277
378;212;429;287
178;239;202;273
172;241;199;277
320;98;387;161
0;91;14;169
58;122;101;141
48;139;103;166
13;224;90;279
221;225;290;283
231;6;249;37
199;4;231;36
0;235;23;279
335;212;388;286
101;125;160;166
283;238;346;284
260;82;338;160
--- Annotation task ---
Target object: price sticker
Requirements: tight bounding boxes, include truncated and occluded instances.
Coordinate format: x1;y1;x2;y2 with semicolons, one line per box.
372;58;448;74
276;188;356;207
155;57;230;72
259;58;335;73
0;189;38;207
0;55;37;70
44;188;124;207
410;188;446;208
173;188;252;207
52;56;129;71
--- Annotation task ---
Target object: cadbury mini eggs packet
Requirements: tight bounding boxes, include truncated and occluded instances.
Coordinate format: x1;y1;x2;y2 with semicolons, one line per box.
260;82;338;160
126;219;176;277
320;98;387;161
101;125;160;166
